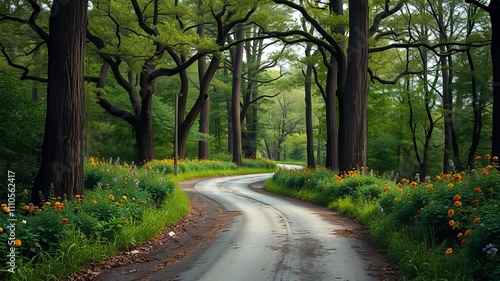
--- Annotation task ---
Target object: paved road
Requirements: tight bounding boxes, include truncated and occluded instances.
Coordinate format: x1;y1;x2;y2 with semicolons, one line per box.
151;173;377;281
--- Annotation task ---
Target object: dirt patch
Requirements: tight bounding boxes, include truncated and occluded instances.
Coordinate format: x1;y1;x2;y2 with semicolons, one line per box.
65;178;401;281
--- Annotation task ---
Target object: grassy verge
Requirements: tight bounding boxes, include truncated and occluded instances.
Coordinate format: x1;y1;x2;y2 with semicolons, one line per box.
264;163;500;281
2;158;276;281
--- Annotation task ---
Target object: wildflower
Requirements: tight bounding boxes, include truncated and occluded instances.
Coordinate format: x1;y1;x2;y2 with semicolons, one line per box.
0;227;3;233
75;194;81;199
473;218;481;224
465;229;472;236
115;202;120;206
426;184;434;189
445;248;453;255
411;181;417;188
454;201;462;207
122;195;128;201
493;156;499;161
14;239;22;247
482;170;488;176
141;200;146;205
482;244;498;255
447;183;454;189
2;206;8;213
475;155;481;160
457;232;463;239
105;183;110;187
453;174;461;181
453;195;461;201
448;209;455;217
109;195;115;201
474;187;482;193
461;238;468;245
382;187;390;192
443;173;451;179
44;202;51;206
131;197;136;201
62;218;68;224
485;154;491;159
471;199;479;204
435;175;442;182
449;220;455;227
408;200;413;204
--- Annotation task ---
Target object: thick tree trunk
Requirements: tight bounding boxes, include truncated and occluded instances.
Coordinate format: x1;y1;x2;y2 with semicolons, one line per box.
136;90;154;163
231;25;244;166
32;0;87;204
304;51;315;168
198;4;209;159
338;0;369;172
325;56;339;170
490;2;500;158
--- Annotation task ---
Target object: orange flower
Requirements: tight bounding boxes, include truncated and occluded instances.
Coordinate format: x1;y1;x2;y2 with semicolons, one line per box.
461;238;468;245
445;248;453;255
382;187;390;192
449;220;455;227
485;154;491;159
474;187;482;193
454;201;462;207
443;173;451;179
493;156;499;161
471;199;479;204
14;239;22;247
453;174;462;181
475;155;481;160
465;229;472;236
447;209;455;217
482;171;488;176
62;218;68;224
457;232;463;238
473;218;481;224
453;195;462;201
411;181;417;188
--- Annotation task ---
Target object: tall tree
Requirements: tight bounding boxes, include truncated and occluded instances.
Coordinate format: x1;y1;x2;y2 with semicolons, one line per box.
465;0;500;158
230;24;245;166
338;0;369;172
1;0;88;203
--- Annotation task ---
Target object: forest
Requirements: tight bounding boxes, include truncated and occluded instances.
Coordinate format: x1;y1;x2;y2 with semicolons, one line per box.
0;0;498;202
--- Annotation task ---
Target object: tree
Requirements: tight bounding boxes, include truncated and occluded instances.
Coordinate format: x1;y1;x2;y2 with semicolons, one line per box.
1;0;88;204
465;0;500;158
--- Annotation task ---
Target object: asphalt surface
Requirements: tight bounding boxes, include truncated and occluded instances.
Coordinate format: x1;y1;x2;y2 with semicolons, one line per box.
149;174;378;281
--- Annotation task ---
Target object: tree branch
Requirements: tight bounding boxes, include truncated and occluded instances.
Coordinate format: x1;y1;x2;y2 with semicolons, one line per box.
0;42;47;82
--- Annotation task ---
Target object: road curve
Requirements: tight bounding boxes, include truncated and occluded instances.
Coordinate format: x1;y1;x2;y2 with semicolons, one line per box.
150;174;377;281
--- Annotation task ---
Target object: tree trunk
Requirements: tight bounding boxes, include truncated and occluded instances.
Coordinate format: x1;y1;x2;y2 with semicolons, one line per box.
490;2;500;158
338;0;369;172
32;0;87;204
304;47;315;168
198;2;209;159
231;25;244;166
136;88;155;163
325;56;339;170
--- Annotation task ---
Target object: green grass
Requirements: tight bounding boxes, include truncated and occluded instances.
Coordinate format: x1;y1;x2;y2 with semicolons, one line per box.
6;160;276;281
264;177;475;280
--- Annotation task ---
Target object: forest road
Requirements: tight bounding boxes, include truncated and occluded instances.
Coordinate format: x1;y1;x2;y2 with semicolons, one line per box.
148;173;379;281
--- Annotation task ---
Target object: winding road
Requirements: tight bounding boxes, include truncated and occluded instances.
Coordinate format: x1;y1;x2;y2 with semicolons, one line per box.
149;172;378;281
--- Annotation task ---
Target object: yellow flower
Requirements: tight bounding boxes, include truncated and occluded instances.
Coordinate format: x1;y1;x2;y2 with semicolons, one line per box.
109;195;115;201
447;183;454;189
122;195;128;201
44;202;51;206
454;201;462;207
445;248;453;255
0;227;3;233
2;206;9;213
115;202;120;206
14;239;22;247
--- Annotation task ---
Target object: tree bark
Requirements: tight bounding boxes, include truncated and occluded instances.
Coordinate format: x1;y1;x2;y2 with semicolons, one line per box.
338;0;369;172
32;0;87;204
304;46;315;168
231;24;245;166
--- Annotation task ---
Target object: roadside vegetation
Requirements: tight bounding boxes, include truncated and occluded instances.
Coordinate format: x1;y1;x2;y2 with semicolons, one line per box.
266;156;500;280
0;157;276;281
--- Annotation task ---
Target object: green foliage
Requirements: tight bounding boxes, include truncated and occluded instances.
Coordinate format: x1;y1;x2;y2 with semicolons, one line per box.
269;157;500;280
